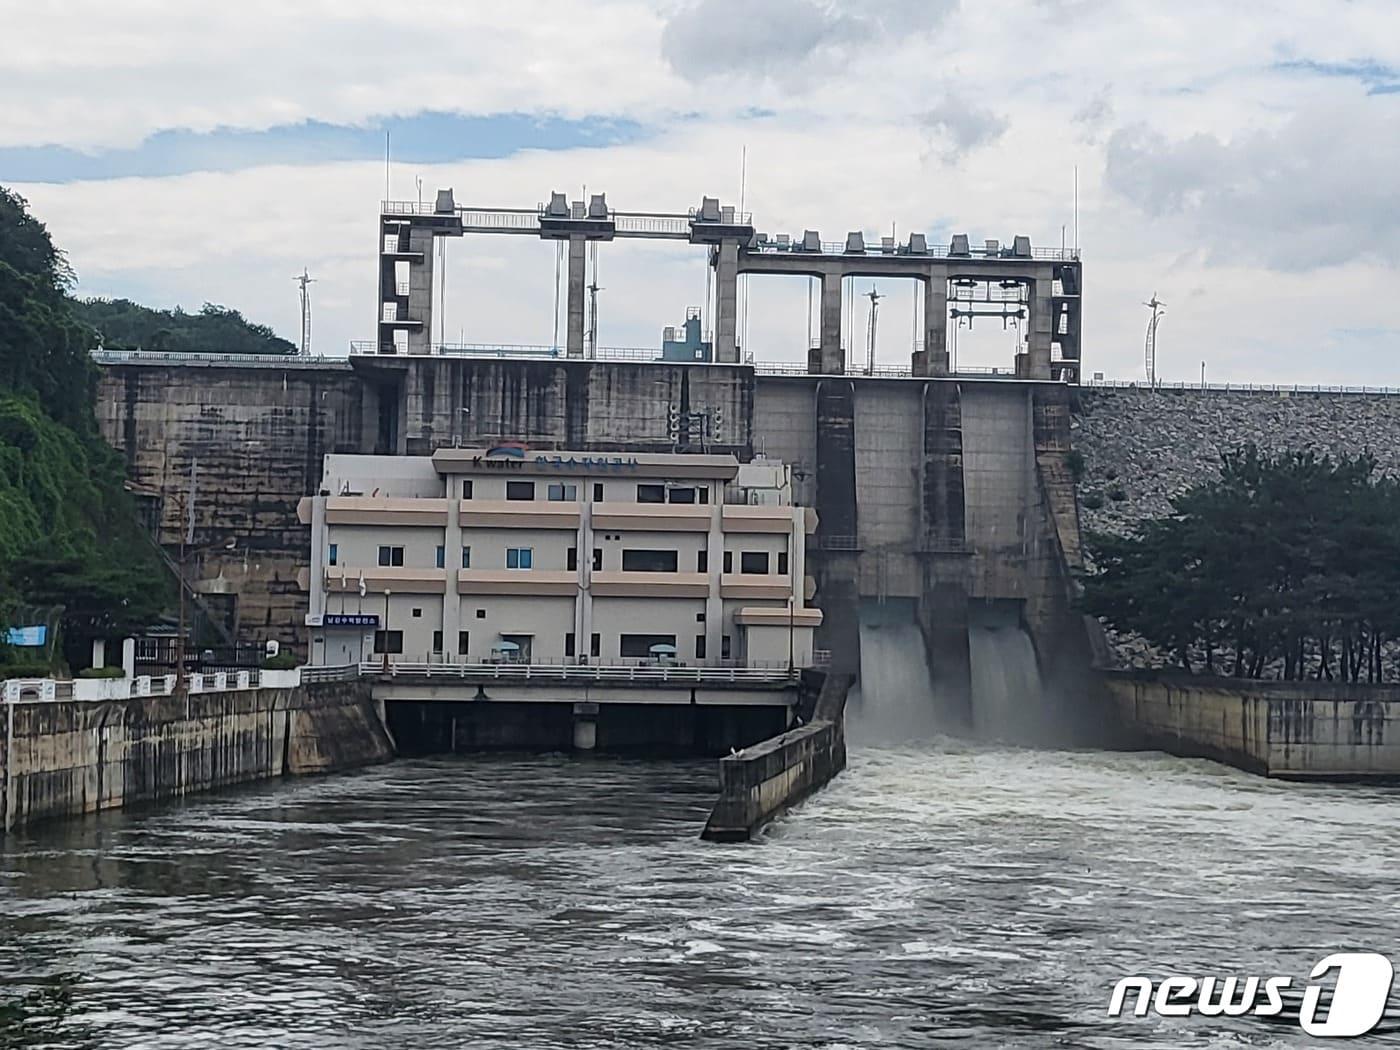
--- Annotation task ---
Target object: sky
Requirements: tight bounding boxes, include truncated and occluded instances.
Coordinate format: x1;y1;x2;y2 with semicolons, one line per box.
6;0;1400;384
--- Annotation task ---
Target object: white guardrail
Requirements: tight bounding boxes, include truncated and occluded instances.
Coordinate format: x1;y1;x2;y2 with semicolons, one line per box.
2;661;800;701
2;668;302;702
361;661;798;685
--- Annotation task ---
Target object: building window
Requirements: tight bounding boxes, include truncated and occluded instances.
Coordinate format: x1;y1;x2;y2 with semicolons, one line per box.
593;482;604;502
547;482;577;501
696;612;706;622
723;551;733;573
432;630;443;653
327;543;338;566
620;634;677;658
698;487;709;504
637;483;666;503
458;631;470;655
462;546;472;569
565;633;576;657
741;551;770;574
778;551;789;575
373;630;403;655
377;545;404;567
435;545;445;569
697;550;708;572
476;609;487;619
506;480;535;501
412;607;422;618
461;479;474;499
668;486;696;504
567;547;578;571
696;634;707;659
721;635;732;660
590;633;600;658
506;547;533;569
622;549;678;572
592;549;603;571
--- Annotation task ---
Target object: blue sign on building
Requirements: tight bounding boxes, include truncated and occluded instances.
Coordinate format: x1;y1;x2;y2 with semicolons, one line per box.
6;625;47;647
324;614;379;629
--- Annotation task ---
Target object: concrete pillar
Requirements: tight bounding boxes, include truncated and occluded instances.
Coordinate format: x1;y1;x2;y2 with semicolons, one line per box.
572;703;598;750
443;481;462;662
406;227;436;355
705;505;724;665
91;638;106;670
566;235;586;358
818;271;844;374
714;240;740;363
121;638;136;679
1027;275;1054;380
577;500;593;662
923;271;949;377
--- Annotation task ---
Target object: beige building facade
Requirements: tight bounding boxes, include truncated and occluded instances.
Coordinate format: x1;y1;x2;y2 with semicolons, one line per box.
298;447;822;668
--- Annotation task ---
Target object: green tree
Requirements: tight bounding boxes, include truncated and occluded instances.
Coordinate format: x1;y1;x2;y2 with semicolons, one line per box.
74;297;296;355
1083;444;1400;681
0;187;170;670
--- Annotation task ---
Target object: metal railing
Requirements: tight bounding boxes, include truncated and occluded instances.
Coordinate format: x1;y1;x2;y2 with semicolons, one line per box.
1085;379;1400;396
348;341;664;363
91;349;343;368
362;661;798;684
301;663;361;684
746;241;1078;261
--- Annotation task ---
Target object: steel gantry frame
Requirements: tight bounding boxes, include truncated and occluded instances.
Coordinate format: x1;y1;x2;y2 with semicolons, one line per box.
374;189;1082;382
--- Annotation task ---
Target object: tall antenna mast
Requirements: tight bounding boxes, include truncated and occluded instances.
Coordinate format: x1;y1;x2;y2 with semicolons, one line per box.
296;269;315;356
587;242;602;359
1144;292;1165;386
864;286;882;376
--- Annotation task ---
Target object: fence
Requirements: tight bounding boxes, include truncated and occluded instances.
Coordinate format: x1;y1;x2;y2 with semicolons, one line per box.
363;661;797;685
2;669;298;703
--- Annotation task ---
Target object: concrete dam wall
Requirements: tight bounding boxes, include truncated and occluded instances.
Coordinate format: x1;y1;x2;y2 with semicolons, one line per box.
95;358;1087;681
1;681;393;831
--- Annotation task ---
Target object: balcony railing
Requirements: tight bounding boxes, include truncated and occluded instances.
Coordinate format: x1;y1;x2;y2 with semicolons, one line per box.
363;661;798;685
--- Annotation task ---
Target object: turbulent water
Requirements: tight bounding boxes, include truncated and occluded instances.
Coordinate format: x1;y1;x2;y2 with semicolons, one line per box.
2;747;1398;1049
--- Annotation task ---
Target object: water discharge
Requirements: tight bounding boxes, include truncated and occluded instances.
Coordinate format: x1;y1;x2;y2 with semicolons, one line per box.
967;602;1048;743
849;603;941;745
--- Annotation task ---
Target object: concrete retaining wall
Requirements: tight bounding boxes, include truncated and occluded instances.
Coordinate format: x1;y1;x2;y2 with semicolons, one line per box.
0;681;393;831
1106;671;1400;779
702;672;852;841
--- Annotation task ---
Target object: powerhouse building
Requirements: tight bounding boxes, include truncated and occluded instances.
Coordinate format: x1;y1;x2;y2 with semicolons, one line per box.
298;447;822;668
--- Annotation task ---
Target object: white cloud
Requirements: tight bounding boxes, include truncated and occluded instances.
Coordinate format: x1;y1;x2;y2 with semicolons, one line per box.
10;0;1400;384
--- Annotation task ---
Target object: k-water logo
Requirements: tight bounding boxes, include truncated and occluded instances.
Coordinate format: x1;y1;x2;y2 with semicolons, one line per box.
1108;952;1394;1037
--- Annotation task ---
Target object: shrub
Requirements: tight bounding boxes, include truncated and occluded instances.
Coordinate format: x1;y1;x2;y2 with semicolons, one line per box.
1066;449;1086;481
77;666;125;679
0;663;56;680
1107;486;1127;502
263;653;299;669
1082;492;1105;510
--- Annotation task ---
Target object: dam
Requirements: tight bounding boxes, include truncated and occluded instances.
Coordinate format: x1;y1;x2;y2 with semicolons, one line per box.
81;187;1093;763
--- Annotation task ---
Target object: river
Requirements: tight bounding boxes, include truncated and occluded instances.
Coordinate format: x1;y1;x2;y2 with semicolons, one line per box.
1;742;1398;1048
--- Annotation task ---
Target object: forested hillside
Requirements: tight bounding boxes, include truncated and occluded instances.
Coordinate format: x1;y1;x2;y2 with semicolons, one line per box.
0;187;168;670
75;298;295;355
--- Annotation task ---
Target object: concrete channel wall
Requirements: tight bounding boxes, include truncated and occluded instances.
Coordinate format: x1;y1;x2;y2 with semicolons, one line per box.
1106;671;1400;779
702;672;853;841
0;682;393;831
